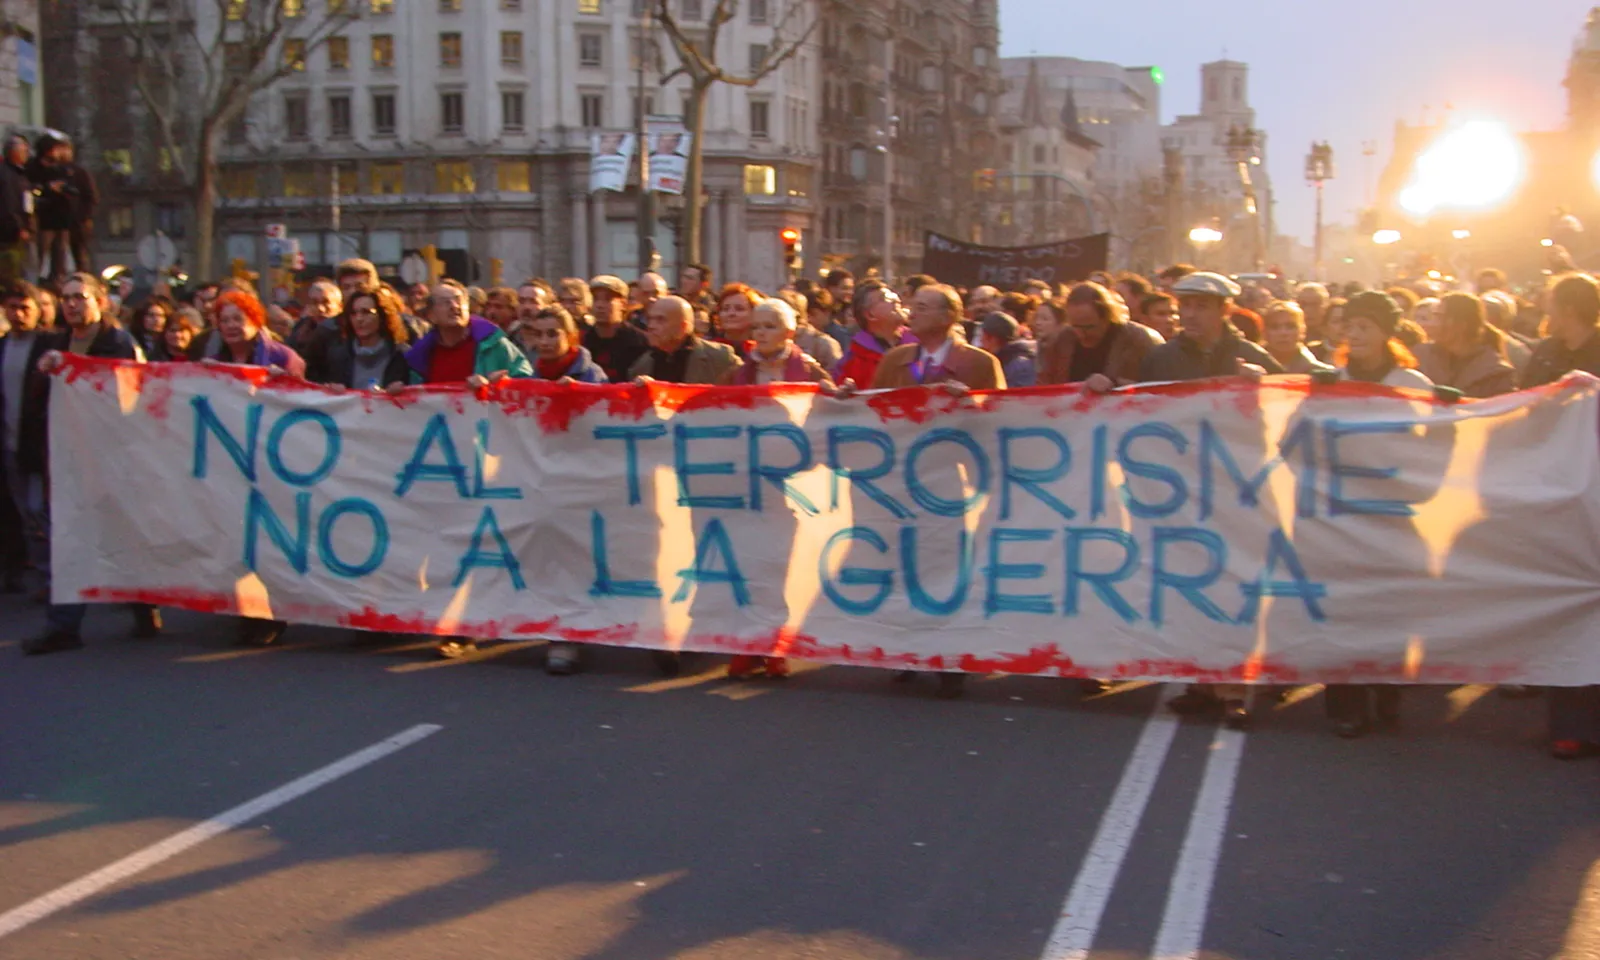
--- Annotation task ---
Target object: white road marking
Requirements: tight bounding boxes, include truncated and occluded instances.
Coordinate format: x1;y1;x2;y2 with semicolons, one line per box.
1150;725;1248;960
1039;684;1178;960
0;722;443;940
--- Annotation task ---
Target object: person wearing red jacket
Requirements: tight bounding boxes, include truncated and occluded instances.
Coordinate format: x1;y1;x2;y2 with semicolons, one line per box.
833;279;915;388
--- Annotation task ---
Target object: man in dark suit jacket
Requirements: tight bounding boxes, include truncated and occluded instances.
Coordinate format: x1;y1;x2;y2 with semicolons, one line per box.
0;281;52;593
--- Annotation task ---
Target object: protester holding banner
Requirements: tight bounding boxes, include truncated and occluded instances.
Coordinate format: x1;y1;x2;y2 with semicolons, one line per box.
313;285;412;391
1036;281;1163;390
23;273;156;654
401;280;531;391
581;275;649;383
1137;273;1282;384
158;308;200;363
1515;273;1600;758
835;280;916;388
714;283;761;352
212;289;305;377
524;305;608;385
1414;293;1516;398
1261;301;1326;374
127;296;177;360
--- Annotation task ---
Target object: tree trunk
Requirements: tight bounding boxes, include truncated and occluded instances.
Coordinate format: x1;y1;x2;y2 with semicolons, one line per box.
192;120;218;282
681;78;711;265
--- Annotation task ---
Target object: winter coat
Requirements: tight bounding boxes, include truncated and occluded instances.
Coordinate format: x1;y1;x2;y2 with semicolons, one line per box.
722;343;833;385
0;162;31;245
0;332;54;478
212;332;306;378
835;328;916;388
1038;320;1163;386
534;345;609;383
316;337;412;389
993;339;1038;388
404;316;533;383
626;336;740;385
1415;343;1515;398
1519;333;1600;389
871;339;1006;391
1136;327;1284;383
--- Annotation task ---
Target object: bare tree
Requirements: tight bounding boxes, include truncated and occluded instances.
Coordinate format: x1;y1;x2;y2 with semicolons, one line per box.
655;0;817;265
102;0;359;280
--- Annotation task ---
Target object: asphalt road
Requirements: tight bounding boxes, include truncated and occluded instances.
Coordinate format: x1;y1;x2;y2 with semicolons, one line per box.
1;597;1596;960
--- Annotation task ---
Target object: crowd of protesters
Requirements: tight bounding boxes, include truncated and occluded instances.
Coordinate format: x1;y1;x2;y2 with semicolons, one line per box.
2;233;1598;759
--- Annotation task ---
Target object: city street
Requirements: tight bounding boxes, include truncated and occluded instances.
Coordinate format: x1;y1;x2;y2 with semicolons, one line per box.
1;598;1596;960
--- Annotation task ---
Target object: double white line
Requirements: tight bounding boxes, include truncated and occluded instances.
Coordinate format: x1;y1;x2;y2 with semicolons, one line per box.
1040;685;1249;960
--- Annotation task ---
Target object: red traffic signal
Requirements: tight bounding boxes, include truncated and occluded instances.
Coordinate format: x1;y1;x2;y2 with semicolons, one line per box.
779;227;801;244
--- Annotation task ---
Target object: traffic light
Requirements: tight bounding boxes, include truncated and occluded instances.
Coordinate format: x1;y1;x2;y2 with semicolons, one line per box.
780;227;802;275
973;168;996;192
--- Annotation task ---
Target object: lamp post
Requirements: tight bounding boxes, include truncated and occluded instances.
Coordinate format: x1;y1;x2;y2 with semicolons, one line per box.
1304;141;1334;281
1225;125;1265;271
1189;224;1223;267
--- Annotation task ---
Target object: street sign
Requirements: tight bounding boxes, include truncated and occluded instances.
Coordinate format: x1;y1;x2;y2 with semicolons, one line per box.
266;236;298;260
136;232;177;270
263;223;288;240
398;253;428;286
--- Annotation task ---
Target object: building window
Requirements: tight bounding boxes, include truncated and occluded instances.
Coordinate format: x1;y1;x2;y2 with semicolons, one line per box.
284;94;309;140
155;203;185;238
501;0;522;7
370;0;394;11
372;92;397;135
283;165;318;197
327;36;349;70
103;149;132;176
630;94;654;128
749;0;767;23
749;99;769;139
434;160;475;194
681;0;701;18
502;90;525;131
496;159;531;192
440;0;461;9
1032;144;1045;164
328;95;352;138
578;0;600;13
226;110;248;144
225;0;245;20
219;166;258;199
440;92;464;134
370;161;405;195
743;164;775;195
440;32;462;68
500;31;523;66
372;34;394;68
106;205;134;239
334;164;358;197
580;93;604;128
283;38;306;71
748;43;767;72
283;0;304;16
579;33;602;67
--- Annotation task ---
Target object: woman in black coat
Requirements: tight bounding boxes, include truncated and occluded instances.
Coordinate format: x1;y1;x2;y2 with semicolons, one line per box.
308;284;412;389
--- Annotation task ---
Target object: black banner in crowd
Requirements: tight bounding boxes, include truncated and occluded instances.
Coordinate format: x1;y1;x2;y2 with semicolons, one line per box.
920;232;1110;290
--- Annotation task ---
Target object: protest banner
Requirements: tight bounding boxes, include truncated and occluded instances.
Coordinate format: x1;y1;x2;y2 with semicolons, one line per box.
920;232;1110;290
48;356;1600;685
588;132;636;193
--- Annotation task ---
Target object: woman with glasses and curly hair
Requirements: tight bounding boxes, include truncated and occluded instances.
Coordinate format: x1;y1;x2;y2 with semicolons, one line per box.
312;283;413;390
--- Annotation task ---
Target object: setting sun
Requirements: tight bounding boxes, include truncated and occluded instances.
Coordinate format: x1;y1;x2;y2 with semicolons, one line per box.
1399;120;1527;217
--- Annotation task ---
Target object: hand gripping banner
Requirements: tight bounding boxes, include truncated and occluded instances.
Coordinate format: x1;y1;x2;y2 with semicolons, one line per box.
48;356;1600;685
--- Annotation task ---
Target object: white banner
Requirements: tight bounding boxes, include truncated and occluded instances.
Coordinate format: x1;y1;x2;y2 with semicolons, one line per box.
646;119;691;195
588;132;636;193
49;357;1600;684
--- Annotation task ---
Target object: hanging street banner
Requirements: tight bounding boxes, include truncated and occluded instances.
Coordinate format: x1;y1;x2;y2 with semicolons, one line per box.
646;116;691;195
48;356;1600;686
922;232;1111;290
588;132;637;193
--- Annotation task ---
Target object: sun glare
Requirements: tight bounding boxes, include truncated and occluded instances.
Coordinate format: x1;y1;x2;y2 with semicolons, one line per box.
1399;120;1526;217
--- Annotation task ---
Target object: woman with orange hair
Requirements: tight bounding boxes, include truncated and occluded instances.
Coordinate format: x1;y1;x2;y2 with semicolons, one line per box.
713;282;763;353
211;289;307;378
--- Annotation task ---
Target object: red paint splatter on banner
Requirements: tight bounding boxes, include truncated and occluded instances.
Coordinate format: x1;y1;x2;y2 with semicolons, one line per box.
72;583;1536;683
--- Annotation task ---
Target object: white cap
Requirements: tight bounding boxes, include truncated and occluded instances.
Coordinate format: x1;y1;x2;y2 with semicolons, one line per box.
1171;271;1242;298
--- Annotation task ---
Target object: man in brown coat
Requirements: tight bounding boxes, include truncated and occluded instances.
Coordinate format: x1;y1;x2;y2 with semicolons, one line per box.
871;284;1005;392
869;282;1003;700
1036;281;1164;389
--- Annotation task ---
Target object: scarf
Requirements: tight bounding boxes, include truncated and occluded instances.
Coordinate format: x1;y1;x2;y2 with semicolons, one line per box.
537;347;581;380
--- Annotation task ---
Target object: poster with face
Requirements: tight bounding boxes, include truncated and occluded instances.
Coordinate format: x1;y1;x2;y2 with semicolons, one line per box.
646;119;692;195
589;132;637;193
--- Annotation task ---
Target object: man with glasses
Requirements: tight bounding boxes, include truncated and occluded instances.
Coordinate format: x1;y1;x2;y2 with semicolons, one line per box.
834;279;916;388
582;274;649;382
553;278;592;327
1037;281;1164;390
23;273;155;655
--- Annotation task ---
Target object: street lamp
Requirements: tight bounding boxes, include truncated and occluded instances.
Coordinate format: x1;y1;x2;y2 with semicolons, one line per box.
1452;229;1472;240
1189;225;1223;266
1226;125;1265;269
1304;142;1334;281
1372;229;1402;245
